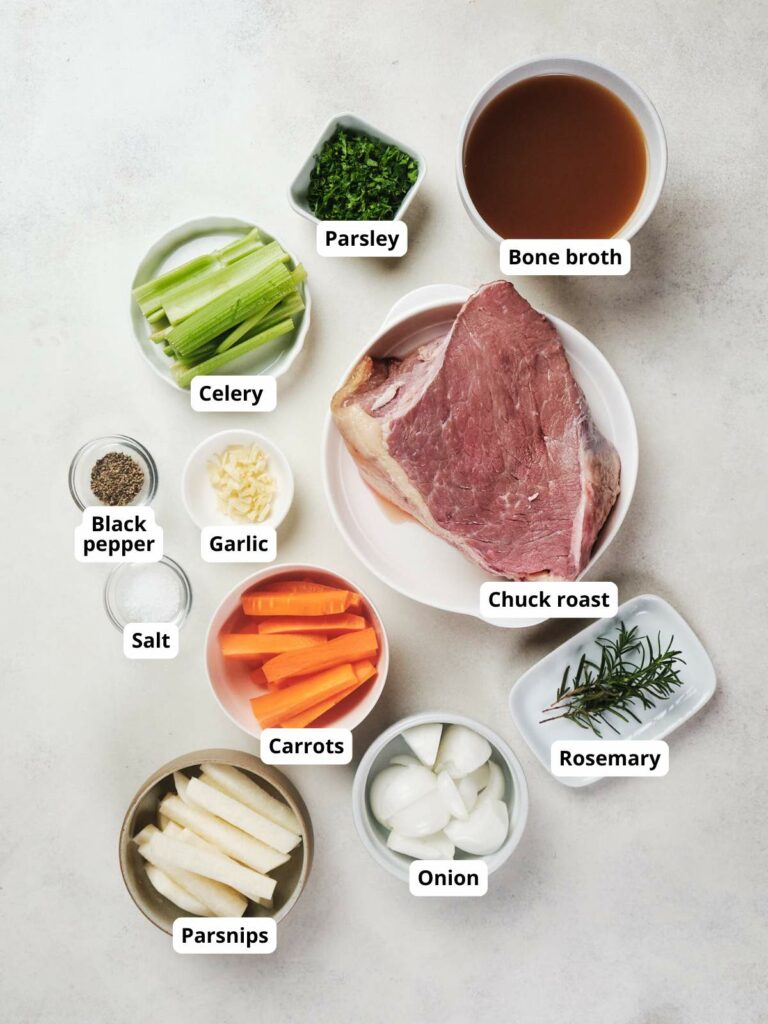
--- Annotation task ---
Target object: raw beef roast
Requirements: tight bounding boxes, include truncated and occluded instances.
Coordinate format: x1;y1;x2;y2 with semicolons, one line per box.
331;281;621;579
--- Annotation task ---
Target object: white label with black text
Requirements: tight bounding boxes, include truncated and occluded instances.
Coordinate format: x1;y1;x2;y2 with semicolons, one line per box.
172;917;276;954
260;728;352;764
190;375;276;412
74;507;163;563
500;239;631;276
201;526;276;563
551;740;669;778
480;581;618;620
123;623;179;659
316;220;407;257
409;860;488;897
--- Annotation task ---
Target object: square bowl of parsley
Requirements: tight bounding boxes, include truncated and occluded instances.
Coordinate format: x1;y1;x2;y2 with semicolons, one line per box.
288;112;426;224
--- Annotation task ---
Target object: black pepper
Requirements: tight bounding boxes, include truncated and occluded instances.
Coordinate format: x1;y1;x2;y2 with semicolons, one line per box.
90;451;145;505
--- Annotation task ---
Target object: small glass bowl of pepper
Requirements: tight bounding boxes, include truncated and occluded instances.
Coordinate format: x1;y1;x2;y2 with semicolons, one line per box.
68;434;158;510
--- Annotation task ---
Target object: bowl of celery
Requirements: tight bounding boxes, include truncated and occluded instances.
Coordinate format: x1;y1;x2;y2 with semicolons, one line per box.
130;217;310;390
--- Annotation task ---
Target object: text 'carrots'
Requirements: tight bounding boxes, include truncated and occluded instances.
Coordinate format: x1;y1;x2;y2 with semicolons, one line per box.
262;627;379;684
242;590;355;617
257;613;366;635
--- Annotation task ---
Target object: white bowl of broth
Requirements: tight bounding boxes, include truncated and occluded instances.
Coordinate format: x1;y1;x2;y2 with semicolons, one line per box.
457;56;667;242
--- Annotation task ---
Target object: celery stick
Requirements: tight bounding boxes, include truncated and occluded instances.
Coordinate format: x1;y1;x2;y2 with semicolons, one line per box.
167;261;294;359
134;229;264;314
215;296;283;354
164;280;303;364
146;308;167;324
172;319;294;388
173;292;302;364
162;242;289;325
222;293;305;350
219;229;263;265
134;252;217;309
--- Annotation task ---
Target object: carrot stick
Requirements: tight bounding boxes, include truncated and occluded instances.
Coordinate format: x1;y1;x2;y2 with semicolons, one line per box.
242;590;354;617
251;579;367;614
262;627;378;685
249;667;267;687
352;659;377;684
279;684;361;728
256;580;338;594
257;613;366;635
280;660;378;728
237;620;263;634
250;664;359;728
220;633;325;661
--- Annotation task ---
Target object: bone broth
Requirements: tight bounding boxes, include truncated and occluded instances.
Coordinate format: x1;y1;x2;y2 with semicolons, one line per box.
463;75;647;239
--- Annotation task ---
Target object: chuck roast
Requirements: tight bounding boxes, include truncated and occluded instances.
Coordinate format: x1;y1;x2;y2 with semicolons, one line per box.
331;281;620;580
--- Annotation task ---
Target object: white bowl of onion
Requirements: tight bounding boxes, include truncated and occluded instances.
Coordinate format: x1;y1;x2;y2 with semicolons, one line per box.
352;711;528;882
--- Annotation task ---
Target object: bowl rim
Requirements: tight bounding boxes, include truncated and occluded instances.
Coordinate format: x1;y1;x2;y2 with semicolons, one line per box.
352;710;530;882
455;53;668;244
103;555;193;632
129;215;312;391
287;110;428;224
322;290;638;624
118;748;313;934
205;562;390;738
180;428;295;531
68;434;158;511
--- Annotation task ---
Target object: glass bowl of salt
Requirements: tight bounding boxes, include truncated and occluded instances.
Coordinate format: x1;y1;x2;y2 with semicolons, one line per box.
104;556;192;631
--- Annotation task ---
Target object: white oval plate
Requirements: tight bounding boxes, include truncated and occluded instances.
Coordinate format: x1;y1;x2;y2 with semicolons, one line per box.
182;429;294;530
323;284;638;627
130;216;311;391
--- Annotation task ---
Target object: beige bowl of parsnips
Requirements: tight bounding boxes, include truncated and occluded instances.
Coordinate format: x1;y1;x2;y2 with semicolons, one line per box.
119;749;313;934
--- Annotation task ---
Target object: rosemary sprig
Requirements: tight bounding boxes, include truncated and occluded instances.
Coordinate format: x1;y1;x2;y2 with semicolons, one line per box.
540;622;686;738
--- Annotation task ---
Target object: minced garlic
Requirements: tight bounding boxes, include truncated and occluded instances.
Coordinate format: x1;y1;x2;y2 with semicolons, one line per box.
207;443;276;523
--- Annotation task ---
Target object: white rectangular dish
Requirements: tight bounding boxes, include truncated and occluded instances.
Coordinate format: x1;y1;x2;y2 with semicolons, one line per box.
508;594;716;787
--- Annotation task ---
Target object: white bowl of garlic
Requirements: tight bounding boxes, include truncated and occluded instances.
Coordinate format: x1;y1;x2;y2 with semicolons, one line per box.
182;429;294;530
352;711;529;882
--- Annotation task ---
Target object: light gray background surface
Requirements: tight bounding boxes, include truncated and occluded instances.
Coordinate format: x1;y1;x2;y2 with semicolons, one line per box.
1;1;766;1021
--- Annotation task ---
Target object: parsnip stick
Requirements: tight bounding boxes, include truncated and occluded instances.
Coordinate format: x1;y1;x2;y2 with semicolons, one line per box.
185;776;300;855
138;838;246;917
176;828;273;910
201;763;301;835
147;832;276;903
174;771;191;801
133;824;159;846
144;865;211;916
160;794;289;874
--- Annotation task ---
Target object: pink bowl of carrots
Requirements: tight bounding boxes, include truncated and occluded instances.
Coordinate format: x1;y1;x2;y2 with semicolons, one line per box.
206;564;389;737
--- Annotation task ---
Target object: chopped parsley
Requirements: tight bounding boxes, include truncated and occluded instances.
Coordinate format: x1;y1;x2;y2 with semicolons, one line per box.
307;127;419;221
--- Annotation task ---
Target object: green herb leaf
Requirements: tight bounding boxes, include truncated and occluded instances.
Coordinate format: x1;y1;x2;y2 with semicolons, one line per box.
307;126;419;221
539;622;686;737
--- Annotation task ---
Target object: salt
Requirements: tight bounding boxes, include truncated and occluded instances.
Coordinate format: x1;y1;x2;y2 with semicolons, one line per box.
117;563;183;623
